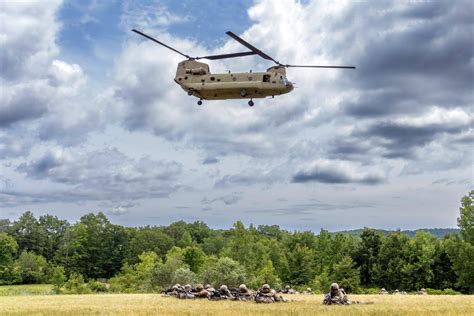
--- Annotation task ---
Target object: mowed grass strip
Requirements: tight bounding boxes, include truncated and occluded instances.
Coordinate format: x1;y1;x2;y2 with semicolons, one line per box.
0;294;473;315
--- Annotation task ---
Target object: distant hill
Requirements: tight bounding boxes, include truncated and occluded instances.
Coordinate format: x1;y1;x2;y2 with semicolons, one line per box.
332;228;460;239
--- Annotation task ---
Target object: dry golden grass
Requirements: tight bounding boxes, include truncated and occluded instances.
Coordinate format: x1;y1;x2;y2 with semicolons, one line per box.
0;293;473;315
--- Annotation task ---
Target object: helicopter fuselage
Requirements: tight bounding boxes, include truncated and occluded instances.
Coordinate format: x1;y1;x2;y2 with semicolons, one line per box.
174;60;293;100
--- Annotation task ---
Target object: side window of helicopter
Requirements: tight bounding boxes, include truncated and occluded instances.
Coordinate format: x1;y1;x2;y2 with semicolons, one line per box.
263;74;270;83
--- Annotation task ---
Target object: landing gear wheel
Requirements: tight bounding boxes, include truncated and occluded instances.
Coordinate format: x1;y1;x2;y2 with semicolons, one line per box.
248;100;254;107
197;100;202;106
188;90;193;96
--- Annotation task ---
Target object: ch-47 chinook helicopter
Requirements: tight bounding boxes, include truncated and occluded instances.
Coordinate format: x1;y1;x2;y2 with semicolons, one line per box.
132;29;355;106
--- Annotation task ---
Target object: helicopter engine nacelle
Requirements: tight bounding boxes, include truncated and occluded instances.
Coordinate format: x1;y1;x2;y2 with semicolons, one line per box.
176;60;210;77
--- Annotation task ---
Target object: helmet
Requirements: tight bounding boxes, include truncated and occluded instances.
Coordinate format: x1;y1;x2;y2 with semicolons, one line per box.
205;284;211;289
174;283;181;288
262;284;270;290
330;283;339;290
381;288;386;291
184;284;192;290
220;285;228;290
285;285;290;289
239;284;247;290
307;288;311;291
420;288;426;291
196;284;203;291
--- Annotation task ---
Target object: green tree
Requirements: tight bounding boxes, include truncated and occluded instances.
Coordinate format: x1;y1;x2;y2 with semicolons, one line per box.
0;232;21;284
183;246;206;273
9;212;46;255
200;257;246;288
353;228;382;287
373;231;411;290
330;256;360;293
17;250;48;284
254;258;281;289
127;227;173;263
172;267;197;285
458;190;474;244
444;235;474;293
51;266;67;293
38;214;69;262
285;245;315;285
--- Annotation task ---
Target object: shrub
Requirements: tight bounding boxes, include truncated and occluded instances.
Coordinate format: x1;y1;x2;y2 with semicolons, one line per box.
64;272;91;294
50;266;67;294
88;280;108;293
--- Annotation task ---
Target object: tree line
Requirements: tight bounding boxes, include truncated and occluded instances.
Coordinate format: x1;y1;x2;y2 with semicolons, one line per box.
0;191;472;294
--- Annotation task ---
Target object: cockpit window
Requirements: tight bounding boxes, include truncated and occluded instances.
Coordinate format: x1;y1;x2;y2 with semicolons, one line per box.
263;74;270;82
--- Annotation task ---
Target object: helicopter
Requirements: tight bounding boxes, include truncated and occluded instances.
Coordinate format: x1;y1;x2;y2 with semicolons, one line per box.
132;29;355;106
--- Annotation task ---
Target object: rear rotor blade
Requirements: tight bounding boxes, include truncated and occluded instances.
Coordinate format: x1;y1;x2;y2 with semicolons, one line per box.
132;29;191;59
198;51;257;60
285;64;356;69
226;31;280;65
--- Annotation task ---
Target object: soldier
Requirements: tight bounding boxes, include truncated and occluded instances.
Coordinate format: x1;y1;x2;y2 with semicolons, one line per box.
379;288;389;295
281;285;290;294
235;284;253;301
162;284;182;297
178;284;195;299
194;284;210;299
417;288;428;295
393;289;400;295
255;284;287;303
323;283;351;305
209;284;234;300
303;287;314;294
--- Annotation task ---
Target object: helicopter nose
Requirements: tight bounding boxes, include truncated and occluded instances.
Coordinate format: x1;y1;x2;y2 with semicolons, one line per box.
286;82;294;92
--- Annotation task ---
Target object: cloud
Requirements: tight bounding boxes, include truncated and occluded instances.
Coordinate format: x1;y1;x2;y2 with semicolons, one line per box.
201;192;242;205
292;160;384;184
4;147;183;207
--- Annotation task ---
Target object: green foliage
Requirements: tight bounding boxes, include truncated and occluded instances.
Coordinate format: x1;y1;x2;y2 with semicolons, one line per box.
0;233;21;285
2;192;472;294
88;280;108;292
65;272;91;294
458;190;474;244
110;251;162;293
50;266;67;294
330;256;360;293
172;267;197;285
311;268;331;293
200;257;246;288
425;288;462;295
17;251;48;284
253;259;281;289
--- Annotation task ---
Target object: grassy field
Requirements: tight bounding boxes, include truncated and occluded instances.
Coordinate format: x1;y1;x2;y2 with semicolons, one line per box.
0;293;473;315
0;284;53;296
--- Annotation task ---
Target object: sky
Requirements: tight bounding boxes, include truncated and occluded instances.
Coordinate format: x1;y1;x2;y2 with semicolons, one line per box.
0;0;472;231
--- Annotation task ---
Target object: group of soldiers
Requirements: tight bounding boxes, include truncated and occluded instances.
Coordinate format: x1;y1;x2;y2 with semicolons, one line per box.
379;288;426;295
162;283;288;303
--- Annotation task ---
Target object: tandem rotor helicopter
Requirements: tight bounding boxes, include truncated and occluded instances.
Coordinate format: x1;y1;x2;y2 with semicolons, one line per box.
132;29;355;106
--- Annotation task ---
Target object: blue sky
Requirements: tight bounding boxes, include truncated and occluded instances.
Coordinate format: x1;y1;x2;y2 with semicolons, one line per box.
0;0;472;231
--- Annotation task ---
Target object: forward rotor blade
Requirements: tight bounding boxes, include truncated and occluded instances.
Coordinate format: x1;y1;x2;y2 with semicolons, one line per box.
285;64;356;69
199;51;257;60
132;29;191;59
226;31;280;65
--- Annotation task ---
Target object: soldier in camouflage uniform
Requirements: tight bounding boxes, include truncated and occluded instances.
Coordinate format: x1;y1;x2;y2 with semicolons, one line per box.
162;284;182;297
323;283;351;305
178;284;195;299
417;288;428;295
379;288;389;295
194;284;210;299
209;284;234;300
234;284;254;301
255;284;287;303
303;287;314;294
